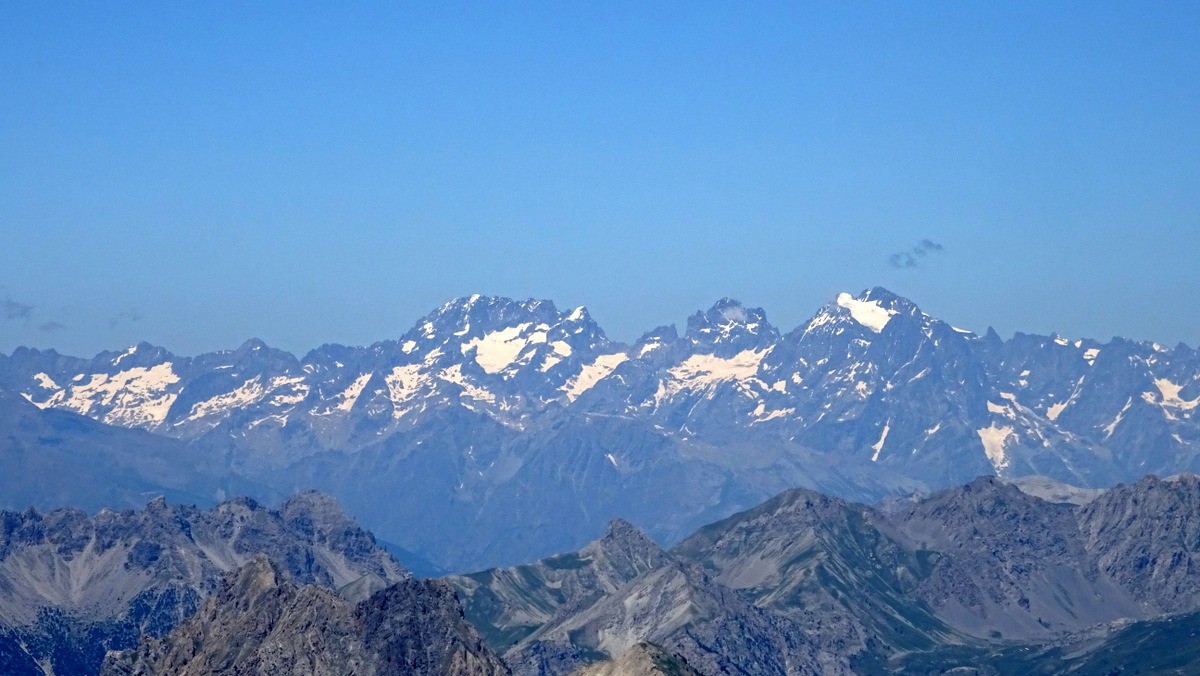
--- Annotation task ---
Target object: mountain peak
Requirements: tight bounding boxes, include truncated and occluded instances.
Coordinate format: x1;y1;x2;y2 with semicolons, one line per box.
594;518;666;557
237;337;269;352
413;295;567;343
832;291;899;333
685;298;778;353
226;553;284;598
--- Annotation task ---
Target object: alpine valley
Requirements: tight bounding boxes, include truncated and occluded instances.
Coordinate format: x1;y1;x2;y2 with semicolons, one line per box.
2;288;1198;573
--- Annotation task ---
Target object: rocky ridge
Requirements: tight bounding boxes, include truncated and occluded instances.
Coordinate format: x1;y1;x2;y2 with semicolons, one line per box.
0;492;406;675
102;555;507;676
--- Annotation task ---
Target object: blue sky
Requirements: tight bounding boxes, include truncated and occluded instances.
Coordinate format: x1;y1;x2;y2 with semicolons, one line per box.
2;2;1198;355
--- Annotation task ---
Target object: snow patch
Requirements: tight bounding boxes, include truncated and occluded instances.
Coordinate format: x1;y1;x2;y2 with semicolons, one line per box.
461;323;533;373
871;423;890;462
563;353;629;401
637;340;663;357
1103;398;1133;439
977;425;1014;471
385;365;426;412
836;293;897;333
32;372;58;391
439;364;497;404
49;363;180;427
654;348;768;404
333;373;373;412
1046;401;1068;421
186;377;266;422
1152;379;1199;410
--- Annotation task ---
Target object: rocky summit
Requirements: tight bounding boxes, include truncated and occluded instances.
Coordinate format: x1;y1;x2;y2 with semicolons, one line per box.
102;556;507;676
0;492;406;675
448;473;1200;674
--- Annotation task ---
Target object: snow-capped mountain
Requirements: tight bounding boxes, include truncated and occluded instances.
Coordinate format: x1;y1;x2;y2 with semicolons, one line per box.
2;288;1198;569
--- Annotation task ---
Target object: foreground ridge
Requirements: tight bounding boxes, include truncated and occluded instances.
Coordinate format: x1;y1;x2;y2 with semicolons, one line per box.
0;492;406;675
447;473;1200;674
103;556;507;676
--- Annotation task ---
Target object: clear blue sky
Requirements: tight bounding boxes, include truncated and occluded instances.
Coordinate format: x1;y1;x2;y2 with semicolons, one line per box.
2;2;1197;356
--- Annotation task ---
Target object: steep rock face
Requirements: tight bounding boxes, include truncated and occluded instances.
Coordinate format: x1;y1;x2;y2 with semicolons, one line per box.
1078;474;1200;612
0;492;406;675
450;521;852;676
886;477;1144;639
102;556;507;676
448;519;674;649
358;577;509;676
449;474;1200;674
506;560;834;676
671;488;955;658
102;556;368;675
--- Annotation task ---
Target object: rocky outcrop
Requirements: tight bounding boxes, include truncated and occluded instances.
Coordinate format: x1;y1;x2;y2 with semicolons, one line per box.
0;492;406;675
886;476;1144;639
1078;474;1200;612
452;519;854;676
451;473;1200;674
570;642;702;676
103;556;506;676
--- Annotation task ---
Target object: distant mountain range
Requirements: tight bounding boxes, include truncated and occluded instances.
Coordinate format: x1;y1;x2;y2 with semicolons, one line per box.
2;288;1198;571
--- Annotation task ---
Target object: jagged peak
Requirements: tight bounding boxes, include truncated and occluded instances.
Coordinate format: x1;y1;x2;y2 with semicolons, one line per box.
280;490;353;526
237;337;269;352
772;486;847;515
927;475;1033;507
281;488;342;510
99;341;174;367
794;286;948;339
223;554;285;601
434;294;560;317
685;298;778;352
593;518;663;553
408;294;601;345
602;517;643;539
857;286;919;312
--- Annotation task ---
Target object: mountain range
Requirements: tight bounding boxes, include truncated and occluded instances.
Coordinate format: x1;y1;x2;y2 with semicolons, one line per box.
10;473;1194;674
0;492;406;674
447;473;1200;674
2;288;1198;571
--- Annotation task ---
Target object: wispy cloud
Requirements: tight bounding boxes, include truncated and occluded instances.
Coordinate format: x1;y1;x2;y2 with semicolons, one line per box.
2;297;34;321
888;239;945;269
108;308;143;329
913;238;944;256
2;293;69;332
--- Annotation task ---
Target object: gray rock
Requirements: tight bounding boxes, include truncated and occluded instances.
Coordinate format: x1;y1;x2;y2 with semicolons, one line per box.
103;555;507;676
0;491;406;675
